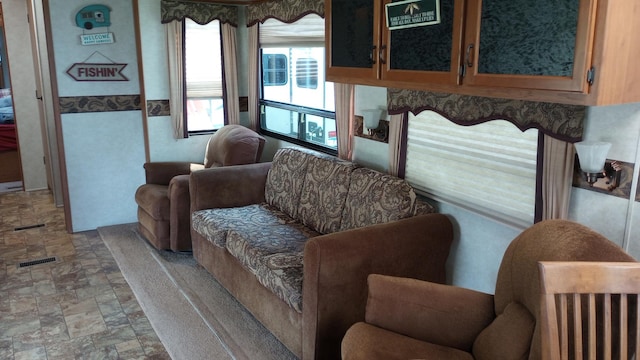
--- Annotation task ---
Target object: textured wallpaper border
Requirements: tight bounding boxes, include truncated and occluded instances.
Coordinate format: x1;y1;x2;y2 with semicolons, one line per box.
146;100;171;117
59;95;142;114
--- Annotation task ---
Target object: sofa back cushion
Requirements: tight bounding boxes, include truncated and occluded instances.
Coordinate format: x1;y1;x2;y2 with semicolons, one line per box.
265;148;313;218
339;168;432;231
297;155;358;234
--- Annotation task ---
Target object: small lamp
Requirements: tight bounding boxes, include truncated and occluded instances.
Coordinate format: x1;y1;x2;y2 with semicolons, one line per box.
574;141;613;187
362;109;383;136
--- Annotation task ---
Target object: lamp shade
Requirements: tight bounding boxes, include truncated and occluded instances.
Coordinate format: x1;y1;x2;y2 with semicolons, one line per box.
362;109;382;132
574;141;611;173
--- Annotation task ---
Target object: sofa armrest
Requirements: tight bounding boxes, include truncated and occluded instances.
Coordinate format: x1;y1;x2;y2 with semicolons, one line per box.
167;174;192;251
302;213;454;360
189;162;272;212
365;274;495;352
144;161;204;185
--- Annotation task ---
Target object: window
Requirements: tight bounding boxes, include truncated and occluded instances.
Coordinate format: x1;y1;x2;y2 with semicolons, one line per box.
184;19;225;133
404;111;539;228
259;14;336;152
295;58;318;89
262;54;288;86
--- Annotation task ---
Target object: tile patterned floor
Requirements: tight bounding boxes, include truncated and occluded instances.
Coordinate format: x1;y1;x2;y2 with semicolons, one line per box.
0;190;170;359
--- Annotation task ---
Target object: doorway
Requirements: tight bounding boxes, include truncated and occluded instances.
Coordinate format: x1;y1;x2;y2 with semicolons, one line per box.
0;3;23;193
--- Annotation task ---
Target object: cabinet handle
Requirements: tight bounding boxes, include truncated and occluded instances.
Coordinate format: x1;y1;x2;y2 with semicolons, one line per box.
379;45;387;65
370;45;377;65
465;44;474;68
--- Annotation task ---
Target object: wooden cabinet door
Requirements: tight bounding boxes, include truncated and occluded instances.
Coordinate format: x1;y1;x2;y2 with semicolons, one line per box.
381;0;465;85
326;0;382;81
463;0;596;92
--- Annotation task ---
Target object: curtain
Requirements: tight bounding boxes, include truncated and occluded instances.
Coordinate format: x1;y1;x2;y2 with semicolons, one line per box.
221;23;240;125
163;1;239;137
166;21;185;139
388;113;406;177
247;24;260;131
540;134;575;220
335;83;354;160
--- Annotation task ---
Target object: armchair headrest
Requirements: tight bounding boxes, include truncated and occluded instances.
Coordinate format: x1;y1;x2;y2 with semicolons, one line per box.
204;124;266;168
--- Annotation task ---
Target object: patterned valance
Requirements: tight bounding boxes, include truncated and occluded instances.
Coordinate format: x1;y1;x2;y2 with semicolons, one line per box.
161;0;238;26
246;0;324;26
387;89;585;142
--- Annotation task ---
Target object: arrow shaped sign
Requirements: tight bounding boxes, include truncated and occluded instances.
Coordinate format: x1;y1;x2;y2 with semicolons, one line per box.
66;63;128;81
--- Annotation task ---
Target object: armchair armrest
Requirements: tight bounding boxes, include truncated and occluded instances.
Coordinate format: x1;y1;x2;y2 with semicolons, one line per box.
189;162;272;212
302;213;454;360
144;161;204;185
365;274;495;352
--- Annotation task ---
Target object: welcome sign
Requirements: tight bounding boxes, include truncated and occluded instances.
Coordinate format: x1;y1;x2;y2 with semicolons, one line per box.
386;0;441;30
81;32;115;45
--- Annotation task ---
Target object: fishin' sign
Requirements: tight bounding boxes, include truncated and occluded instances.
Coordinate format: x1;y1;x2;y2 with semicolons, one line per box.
66;63;128;81
386;0;441;30
66;51;128;82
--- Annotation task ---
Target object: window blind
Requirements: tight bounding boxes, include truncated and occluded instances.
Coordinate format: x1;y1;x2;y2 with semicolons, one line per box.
185;19;222;98
259;14;325;47
405;111;538;228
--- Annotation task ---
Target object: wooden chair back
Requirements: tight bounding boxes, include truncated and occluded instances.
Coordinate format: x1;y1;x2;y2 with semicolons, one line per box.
538;261;640;360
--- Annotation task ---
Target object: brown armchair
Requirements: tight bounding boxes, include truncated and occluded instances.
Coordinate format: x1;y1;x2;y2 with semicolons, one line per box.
341;219;636;360
135;124;265;251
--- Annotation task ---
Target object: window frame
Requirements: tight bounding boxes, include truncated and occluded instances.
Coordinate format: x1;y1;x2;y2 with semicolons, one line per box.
257;15;336;155
181;19;227;137
259;98;337;155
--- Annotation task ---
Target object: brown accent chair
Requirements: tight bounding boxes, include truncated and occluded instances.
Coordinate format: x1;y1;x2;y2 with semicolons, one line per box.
135;124;265;251
341;219;636;360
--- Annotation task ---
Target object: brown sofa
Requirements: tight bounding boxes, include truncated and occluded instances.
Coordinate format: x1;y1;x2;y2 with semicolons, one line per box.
189;147;454;359
341;219;636;360
135;124;265;251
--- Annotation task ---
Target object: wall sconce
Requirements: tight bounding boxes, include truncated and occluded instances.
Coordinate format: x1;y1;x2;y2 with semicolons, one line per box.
361;109;384;137
574;141;621;190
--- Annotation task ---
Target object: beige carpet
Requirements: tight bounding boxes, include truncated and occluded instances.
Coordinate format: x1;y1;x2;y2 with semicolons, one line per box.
98;223;297;360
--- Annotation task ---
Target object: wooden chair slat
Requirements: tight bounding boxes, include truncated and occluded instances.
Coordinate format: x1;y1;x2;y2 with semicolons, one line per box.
539;261;640;360
620;294;628;360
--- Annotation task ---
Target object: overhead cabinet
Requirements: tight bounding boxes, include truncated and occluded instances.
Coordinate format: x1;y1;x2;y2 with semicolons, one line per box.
326;0;464;86
325;0;640;105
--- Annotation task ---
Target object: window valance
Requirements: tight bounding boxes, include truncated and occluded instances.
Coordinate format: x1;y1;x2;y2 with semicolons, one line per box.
246;0;324;26
259;14;324;47
161;0;238;26
387;89;585;142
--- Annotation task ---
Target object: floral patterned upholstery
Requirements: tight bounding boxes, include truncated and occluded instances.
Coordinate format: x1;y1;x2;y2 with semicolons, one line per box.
339;168;435;231
225;225;319;313
264;148;313;218
191;203;296;248
297;156;358;234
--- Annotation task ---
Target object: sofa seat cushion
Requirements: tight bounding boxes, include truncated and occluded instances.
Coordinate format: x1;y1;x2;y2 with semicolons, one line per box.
135;184;170;220
225;225;319;313
191;203;297;248
342;322;474;360
297;155;358;234
339;168;434;231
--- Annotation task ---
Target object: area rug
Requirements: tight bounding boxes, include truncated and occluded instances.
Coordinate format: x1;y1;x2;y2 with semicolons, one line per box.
98;223;297;360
